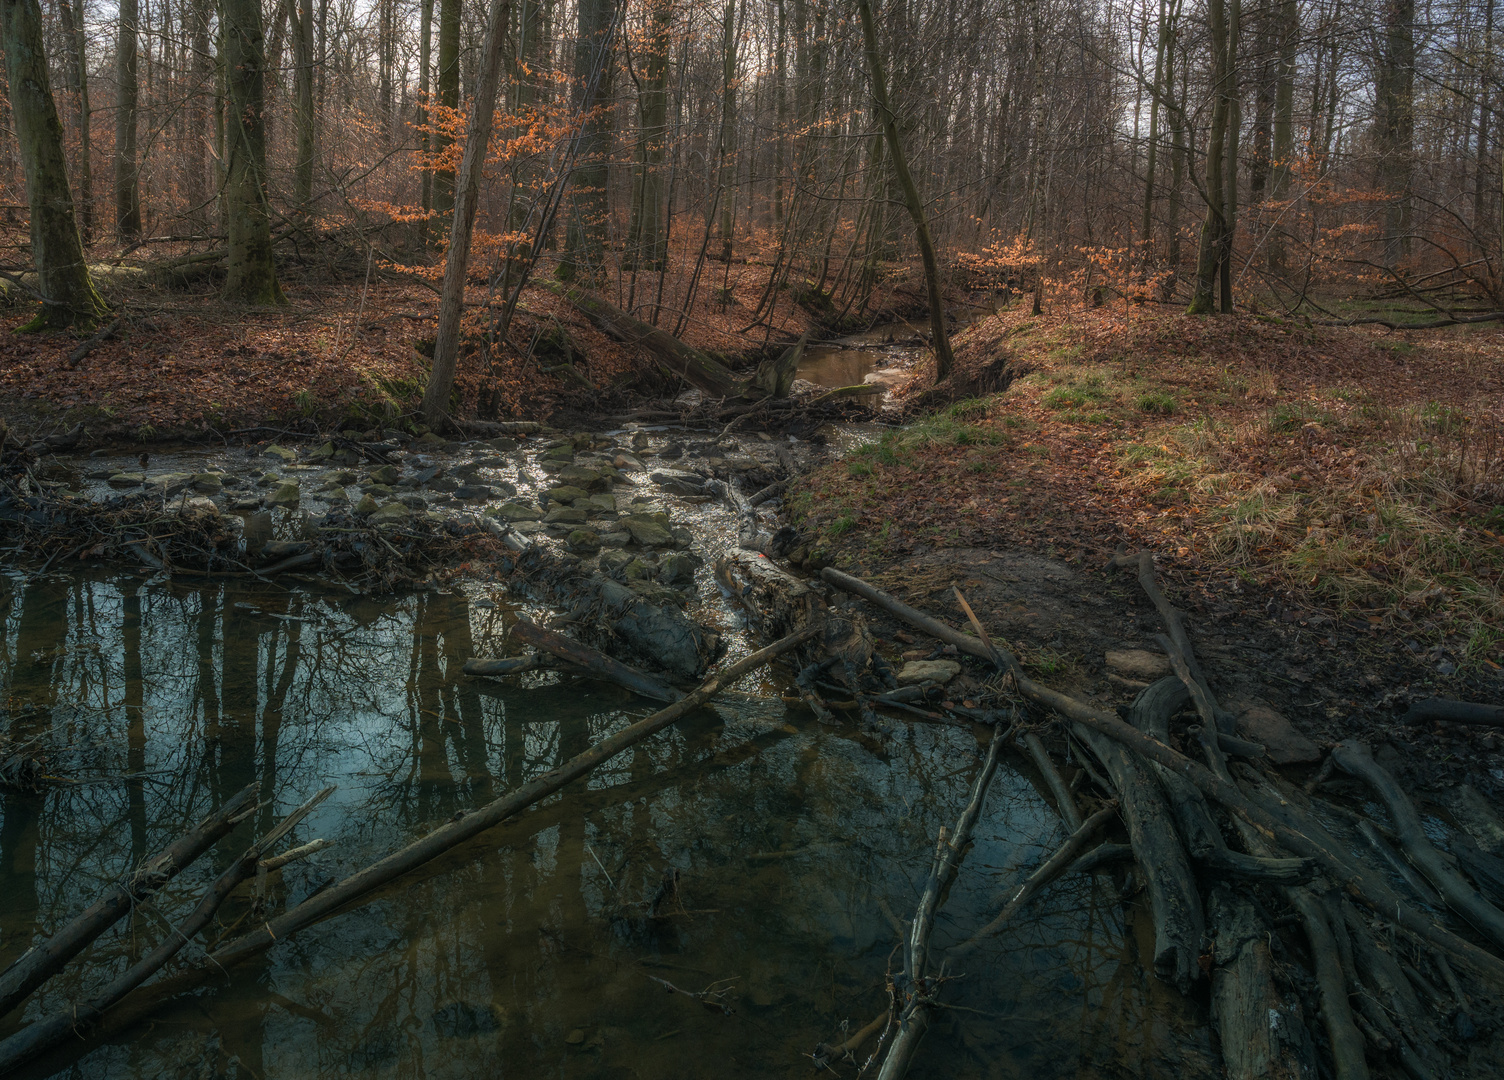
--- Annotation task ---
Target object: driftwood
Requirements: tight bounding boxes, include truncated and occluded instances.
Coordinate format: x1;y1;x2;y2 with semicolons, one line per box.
0;781;260;1020
1288;888;1371;1080
715;551;823;644
1403;697;1504;728
951;801;1118;957
1332;740;1504;953
562;286;804;401
1068;841;1135;874
1110;550;1232;733
0;786;333;1073
511;618;683;703
65;318;121;368
1022;731;1083;832
56;626;821;1045
1208;884;1313;1080
875;722;1009;1080
819;565;1504;988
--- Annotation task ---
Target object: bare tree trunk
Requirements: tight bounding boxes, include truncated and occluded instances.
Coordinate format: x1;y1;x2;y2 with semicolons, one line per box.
854;0;954;381
221;0;286;304
420;0;516;426
1378;0;1415;265
433;0;461;221
56;0;93;243
557;0;616;282
418;0;433;234
115;0;142;238
292;0;316;208
625;0;670;271
0;0;108;328
1189;0;1230;313
1268;0;1295;273
717;0;736;262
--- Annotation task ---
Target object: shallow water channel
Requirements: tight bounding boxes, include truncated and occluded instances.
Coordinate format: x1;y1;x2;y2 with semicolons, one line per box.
0;567;1215;1079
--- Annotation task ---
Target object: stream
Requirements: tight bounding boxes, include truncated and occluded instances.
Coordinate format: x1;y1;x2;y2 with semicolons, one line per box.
0;388;1215;1079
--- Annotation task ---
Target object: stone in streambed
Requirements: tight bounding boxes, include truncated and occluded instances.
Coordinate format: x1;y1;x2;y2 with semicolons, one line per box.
266;482;301;508
544;485;591;505
368;502;411;525
368;464;401;485
554;465;609;491
620;514;673;547
566;529;602;554
490;501;542;522
544;507;588;525
263;444;298;463
897;659;961;686
107;472;146;487
657;552;702;585
353;493;380;517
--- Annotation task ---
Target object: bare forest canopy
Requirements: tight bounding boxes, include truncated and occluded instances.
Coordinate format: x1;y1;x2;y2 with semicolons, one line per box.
0;0;1501;359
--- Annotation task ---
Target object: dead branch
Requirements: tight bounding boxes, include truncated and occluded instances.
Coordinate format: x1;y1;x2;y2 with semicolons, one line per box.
0;786;332;1072
951;801;1118;958
0;781;259;1020
511;618;683;703
1332;740;1504;953
875;721;1009;1080
1403;698;1504;728
644;974;737;1015
1021;731;1084;832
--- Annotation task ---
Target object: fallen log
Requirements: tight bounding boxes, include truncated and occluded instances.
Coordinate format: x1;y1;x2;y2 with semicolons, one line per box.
876;722;1009;1080
820;565;1504;988
1068;841;1135;874
1402;697;1504;728
62;626;821;1043
951;801;1118;958
1022;731;1084;832
0;786;332;1073
1332;740;1504;953
0;781;260;1020
464;654;550;677
1208;883;1314;1080
511;618;683;703
1288;887;1371;1080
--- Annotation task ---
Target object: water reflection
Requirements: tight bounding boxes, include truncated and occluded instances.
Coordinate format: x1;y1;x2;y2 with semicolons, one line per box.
0;571;1213;1079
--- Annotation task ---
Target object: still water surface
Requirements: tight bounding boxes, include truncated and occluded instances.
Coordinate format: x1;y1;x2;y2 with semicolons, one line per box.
0;571;1211;1078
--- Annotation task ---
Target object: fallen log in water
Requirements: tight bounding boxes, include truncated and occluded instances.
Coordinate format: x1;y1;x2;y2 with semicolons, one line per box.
0;786;333;1073
49;626;820;1052
511;618;683;703
0;781;260;1020
819;565;1504;989
950;801;1118;958
875;722;1010;1080
1403;697;1504;728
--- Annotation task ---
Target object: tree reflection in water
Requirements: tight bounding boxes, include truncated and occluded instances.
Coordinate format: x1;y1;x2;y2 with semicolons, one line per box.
0;571;1214;1079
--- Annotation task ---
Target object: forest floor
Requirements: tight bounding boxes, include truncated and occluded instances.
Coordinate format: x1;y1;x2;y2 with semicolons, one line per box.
0;259;901;443
789;303;1504;790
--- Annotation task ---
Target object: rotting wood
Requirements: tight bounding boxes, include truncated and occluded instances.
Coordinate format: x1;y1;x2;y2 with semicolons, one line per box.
1068;841;1135;874
820;566;1504;988
951;801;1118;958
0;786;333;1073
57;626;821;1043
875;721;1009;1080
0;780;260;1021
1403;697;1504;728
1208;883;1314;1080
1022;730;1083;832
1288;887;1371;1080
511;618;683;703
1332;740;1504;953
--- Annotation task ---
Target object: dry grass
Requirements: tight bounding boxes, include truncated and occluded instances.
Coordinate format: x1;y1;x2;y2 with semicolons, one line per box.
796;303;1504;667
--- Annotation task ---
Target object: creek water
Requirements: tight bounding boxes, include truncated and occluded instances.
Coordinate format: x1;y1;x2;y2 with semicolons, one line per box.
0;568;1214;1079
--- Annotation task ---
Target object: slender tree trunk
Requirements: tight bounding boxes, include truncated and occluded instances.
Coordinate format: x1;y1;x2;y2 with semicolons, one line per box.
433;0;461;220
854;0;953;381
292;0;316;208
717;0;736;261
557;0;616;282
1189;0;1229;313
0;0;108;329
1220;0;1240;313
56;0;92;243
1268;0;1295;273
221;0;286;304
420;0;517;425
115;0;141;238
1473;0;1494;256
1378;0;1415;265
1140;0;1168;261
773;0;786;225
418;0;433;239
625;0;670;270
